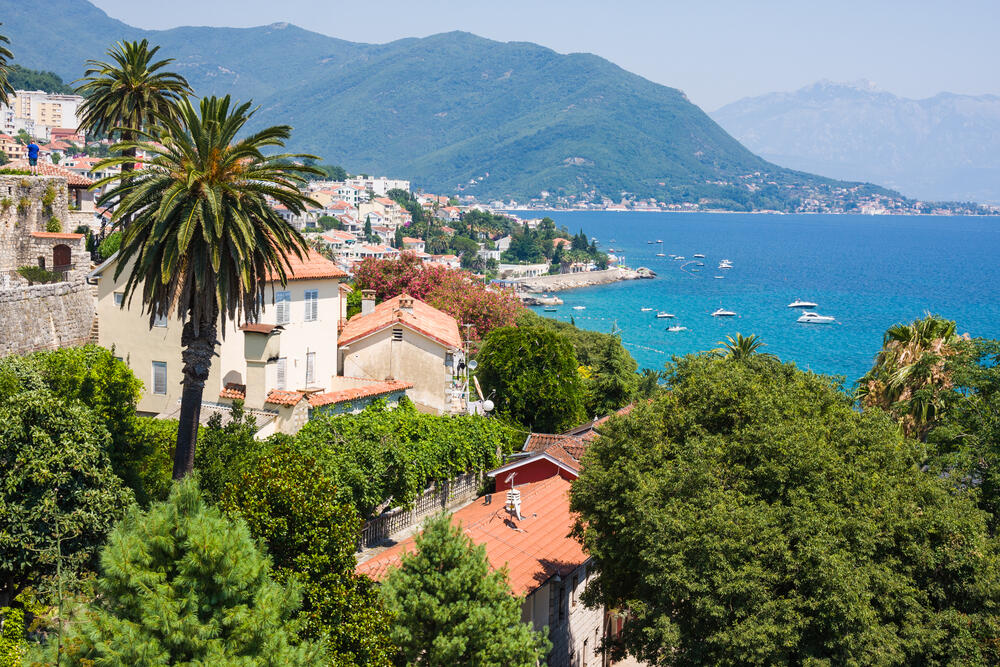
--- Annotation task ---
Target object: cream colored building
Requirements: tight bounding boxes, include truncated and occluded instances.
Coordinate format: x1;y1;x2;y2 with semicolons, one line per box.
338;293;464;414
2;90;84;141
89;249;348;418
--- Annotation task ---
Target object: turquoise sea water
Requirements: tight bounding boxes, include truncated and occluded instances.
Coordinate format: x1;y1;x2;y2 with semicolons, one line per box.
510;211;1000;383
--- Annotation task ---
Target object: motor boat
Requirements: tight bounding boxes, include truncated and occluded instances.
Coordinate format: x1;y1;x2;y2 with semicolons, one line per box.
667;325;687;332
674;256;685;260
656;239;663;243
797;311;835;324
572;306;586;310
655;252;666;257
787;299;818;308
712;308;737;317
647;240;655;244
543;307;557;312
640;307;653;312
718;261;733;269
714;275;725;279
695;262;705;266
656;311;675;319
693;253;705;258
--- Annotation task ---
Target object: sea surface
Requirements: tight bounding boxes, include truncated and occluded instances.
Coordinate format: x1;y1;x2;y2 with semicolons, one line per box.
509;211;1000;384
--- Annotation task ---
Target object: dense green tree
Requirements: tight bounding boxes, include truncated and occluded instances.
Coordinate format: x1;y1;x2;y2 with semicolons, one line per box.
0;390;133;608
6;64;74;94
571;354;1000;666
96;95;318;480
449;234;479;258
585;333;639;417
381;514;550;666
393;226;404;249
132;415;178;505
713;332;775;361
58;477;321;664
0;605;25;667
76;39;192;174
318;214;342;230
0;25;12;106
476;324;585;431
194;400;262;503
223;446;393;666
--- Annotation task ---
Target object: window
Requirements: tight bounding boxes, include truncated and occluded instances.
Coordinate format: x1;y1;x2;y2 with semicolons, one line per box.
392;328;403;341
152;362;167;395
276;357;287;390
275;291;291;324
113;292;124;307
306;352;316;385
572;574;579;606
304;289;318;322
153;312;167;327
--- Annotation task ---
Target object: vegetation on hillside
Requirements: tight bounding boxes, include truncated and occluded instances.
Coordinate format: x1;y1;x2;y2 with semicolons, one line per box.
6;63;73;93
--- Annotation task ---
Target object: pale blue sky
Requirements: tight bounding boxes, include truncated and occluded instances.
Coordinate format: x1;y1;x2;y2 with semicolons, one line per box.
90;0;1000;110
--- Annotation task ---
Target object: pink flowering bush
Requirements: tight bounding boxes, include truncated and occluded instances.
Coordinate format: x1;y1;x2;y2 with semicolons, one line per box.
353;254;522;338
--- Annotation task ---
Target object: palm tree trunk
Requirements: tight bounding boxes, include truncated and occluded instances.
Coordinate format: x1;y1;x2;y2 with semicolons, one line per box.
172;313;218;480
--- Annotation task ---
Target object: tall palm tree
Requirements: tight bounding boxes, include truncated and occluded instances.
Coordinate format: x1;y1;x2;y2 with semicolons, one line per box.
0;25;14;107
713;333;774;361
75;40;192;175
94;95;320;480
857;314;966;438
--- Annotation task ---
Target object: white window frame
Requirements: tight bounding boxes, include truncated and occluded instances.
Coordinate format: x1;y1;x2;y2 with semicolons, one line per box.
152;361;167;395
153;312;168;328
276;357;287;390
304;289;318;322
306;351;316;385
275;291;291;325
113;291;124;307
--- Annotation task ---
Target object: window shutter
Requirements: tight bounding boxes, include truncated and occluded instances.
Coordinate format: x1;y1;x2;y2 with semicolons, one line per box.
304;290;318;322
306;352;316;384
276;358;287;389
152;362;167;395
276;291;290;324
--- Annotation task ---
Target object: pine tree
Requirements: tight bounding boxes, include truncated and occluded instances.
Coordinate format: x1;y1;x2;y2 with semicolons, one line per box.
381;514;550;666
59;477;322;664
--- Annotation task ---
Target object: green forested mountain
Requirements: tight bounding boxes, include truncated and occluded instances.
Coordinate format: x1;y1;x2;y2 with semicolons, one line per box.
7;65;75;94
0;0;896;206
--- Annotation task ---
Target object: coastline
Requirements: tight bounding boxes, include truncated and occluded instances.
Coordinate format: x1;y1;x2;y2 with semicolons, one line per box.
515;267;645;293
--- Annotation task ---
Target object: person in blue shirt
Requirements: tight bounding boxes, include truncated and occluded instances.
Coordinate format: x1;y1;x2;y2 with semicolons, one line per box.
26;140;39;174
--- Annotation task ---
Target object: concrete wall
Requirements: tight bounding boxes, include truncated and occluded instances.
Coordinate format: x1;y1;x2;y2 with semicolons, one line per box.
523;563;605;667
340;325;452;413
0;280;94;356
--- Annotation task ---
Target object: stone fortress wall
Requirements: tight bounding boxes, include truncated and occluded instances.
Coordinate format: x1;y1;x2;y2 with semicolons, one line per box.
0;174;95;356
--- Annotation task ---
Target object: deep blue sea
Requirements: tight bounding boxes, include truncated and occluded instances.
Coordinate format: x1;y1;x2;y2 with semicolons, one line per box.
509;211;1000;384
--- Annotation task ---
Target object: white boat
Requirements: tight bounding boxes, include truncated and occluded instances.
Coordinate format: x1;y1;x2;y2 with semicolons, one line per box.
787;299;818;308
656;311;675;319
712;308;737;317
693;253;705;258
674;256;685;260
572;306;586;310
647;241;655;244
667;325;687;332
714;275;725;279
640;307;653;312
543;307;557;312
656;239;663;243
797;311;835;324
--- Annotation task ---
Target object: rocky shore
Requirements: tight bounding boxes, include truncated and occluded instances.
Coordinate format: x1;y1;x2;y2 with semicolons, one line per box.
515;267;651;293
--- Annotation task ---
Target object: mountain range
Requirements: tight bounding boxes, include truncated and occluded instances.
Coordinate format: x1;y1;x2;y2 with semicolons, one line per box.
1;0;896;208
712;80;1000;204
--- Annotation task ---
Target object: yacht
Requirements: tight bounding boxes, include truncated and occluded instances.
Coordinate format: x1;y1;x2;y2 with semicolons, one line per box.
543;306;557;312
714;275;725;279
693;253;705;258
787;299;818;308
797;311;835;324
667;325;687;332
655;252;666;257
640;307;653;312
572;306;586;310
712;308;737;317
674;256;685;260
656;239;663;243
647;240;655;244
656;311;675;319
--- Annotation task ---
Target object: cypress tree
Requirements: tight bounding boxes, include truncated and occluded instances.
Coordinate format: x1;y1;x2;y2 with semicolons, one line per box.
381;514;550;666
60;477;322;665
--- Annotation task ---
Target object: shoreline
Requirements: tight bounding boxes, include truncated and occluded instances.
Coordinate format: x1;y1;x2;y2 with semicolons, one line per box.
514;267;647;293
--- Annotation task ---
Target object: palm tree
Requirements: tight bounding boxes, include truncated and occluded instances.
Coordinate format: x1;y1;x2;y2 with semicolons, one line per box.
0;25;14;107
857;314;966;438
75;40;192;175
713;333;774;361
95;95;320;480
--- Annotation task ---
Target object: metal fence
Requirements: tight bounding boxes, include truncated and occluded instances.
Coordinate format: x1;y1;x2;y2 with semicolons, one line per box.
359;471;484;549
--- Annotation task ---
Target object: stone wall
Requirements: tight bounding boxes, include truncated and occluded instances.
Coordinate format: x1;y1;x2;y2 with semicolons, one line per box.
0;279;95;356
0;175;71;271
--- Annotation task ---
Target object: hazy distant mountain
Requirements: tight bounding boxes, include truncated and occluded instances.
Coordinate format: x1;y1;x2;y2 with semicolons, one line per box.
0;0;897;207
712;80;1000;203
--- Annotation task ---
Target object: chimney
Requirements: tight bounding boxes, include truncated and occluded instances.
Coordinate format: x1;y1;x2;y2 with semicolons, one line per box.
244;360;266;409
398;296;414;313
361;290;376;315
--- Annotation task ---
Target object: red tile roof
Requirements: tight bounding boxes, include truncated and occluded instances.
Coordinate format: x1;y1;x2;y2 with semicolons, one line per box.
265;389;304;406
4;160;93;187
339;294;462;349
523;433;589;462
29;231;84;240
307;379;412;407
267;248;348;282
357;475;585;595
219;383;246;400
240;323;278;334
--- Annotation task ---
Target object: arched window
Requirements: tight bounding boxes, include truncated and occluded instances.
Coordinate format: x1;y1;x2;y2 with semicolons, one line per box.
53;244;71;271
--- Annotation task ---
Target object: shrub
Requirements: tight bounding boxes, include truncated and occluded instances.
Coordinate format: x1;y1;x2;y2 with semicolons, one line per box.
16;196;30;214
0;197;11;213
17;177;30;189
45;216;61;232
97;230;121;258
41;183;56;207
16;265;60;284
0;168;30;176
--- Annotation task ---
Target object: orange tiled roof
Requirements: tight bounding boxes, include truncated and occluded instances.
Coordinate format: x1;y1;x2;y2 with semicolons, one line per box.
357;475;586;595
339;293;462;349
240;323;278;334
307;379;412;407
29;231;84;240
523;433;589;462
219;383;246;400
5;159;93;187
267;248;348;282
265;389;304;406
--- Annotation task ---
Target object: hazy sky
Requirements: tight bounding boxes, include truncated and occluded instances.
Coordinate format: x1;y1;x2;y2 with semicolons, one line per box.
90;0;1000;111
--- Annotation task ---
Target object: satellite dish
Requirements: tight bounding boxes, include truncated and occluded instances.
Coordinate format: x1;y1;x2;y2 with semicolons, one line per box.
483;399;494;412
468;359;478;371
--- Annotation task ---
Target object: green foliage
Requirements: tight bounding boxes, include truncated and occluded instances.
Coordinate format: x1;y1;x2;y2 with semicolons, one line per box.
305;163;348;181
41;183;56;207
6;64;74;94
294;400;517;517
381;514;550;666
476;324;586;431
45;216;60;232
132;416;178;505
712;332;775;361
0;389;133;608
15;265;59;284
16;195;30;213
0;606;26;667
222;446;394;666
96;229;121;258
318;214;342;230
0;196;11;213
194;401;262;503
571;353;1000;665
59;477;322;664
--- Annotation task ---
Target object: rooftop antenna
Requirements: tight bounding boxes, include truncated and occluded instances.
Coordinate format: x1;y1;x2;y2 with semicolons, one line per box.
504;472;523;520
